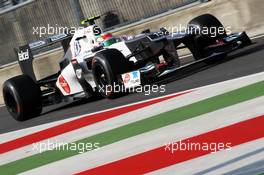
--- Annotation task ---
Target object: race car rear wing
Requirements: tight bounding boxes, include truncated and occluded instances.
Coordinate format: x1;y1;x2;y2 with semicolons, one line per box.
15;33;72;82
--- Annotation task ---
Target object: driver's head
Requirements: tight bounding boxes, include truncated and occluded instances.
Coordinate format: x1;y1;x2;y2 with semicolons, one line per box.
101;33;117;46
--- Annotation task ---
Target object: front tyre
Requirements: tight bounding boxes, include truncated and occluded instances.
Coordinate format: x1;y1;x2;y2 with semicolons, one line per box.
92;49;132;98
3;75;42;121
188;14;227;59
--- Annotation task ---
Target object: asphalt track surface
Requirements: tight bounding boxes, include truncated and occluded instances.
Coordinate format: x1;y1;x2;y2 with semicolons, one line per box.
1;36;264;134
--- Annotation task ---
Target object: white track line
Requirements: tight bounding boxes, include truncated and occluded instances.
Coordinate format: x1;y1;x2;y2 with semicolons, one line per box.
19;96;264;175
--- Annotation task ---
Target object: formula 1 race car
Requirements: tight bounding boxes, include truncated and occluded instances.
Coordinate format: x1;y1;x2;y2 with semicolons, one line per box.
3;14;252;121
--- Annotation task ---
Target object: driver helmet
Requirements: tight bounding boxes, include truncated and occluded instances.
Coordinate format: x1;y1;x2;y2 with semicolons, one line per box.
101;33;117;47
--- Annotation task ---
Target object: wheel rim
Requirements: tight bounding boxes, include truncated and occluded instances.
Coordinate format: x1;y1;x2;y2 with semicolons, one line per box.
94;64;110;93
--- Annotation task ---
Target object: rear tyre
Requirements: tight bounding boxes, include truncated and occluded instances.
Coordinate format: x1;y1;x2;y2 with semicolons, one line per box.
188;14;227;59
3;75;42;121
92;49;132;98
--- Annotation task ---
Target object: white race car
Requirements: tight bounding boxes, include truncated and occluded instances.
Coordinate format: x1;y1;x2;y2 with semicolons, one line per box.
3;14;252;121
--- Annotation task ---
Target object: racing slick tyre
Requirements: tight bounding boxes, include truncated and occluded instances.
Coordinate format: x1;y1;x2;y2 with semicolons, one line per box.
3;75;42;121
92;49;132;98
188;14;227;59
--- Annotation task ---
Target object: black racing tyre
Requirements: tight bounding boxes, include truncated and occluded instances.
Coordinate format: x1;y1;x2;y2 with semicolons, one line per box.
189;14;227;40
92;49;132;98
188;14;227;59
3;75;42;121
